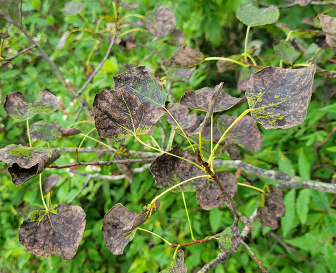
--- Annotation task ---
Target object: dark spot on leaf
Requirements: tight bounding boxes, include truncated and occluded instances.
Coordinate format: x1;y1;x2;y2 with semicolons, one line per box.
18;204;86;260
256;184;286;229
150;146;205;192
246;65;316;129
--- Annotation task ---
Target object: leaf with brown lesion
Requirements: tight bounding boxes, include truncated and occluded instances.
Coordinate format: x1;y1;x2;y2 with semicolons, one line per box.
256;184;286;229
150;146;205;192
164;45;205;68
217;115;263;152
44;174;62;192
4;90;60;121
219;225;241;254
0;144;60;186
196;171;237;210
93;89;165;141
143;6;176;37
160;250;187;273
165;103;198;130
18;204;86;260
246;65;316;129
102;201;160;255
319;14;336;55
166;67;196;83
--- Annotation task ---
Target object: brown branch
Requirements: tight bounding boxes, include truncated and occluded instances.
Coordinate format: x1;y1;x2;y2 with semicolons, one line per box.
240;240;267;273
242;59;266;69
316;126;336;147
49;157;156;169
0;44;36;62
170;234;220;248
195;149;254;230
77;23;119;95
0;9;92;115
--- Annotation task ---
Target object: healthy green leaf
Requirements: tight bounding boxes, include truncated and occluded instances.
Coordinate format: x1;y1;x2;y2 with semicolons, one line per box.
296;189;310;224
324;213;336;236
298;148;311;179
281;189;296;237
209;208;223;232
236;4;279;27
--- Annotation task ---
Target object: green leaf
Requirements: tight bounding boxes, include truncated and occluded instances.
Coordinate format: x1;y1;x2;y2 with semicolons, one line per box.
274;40;300;64
326;146;336;152
113;66;167;109
285;233;319;251
311;191;330;211
62;1;85;15
0;0;22;27
296;189;311;224
298;148;311;179
246;65;316;129
324;213;336;236
4;90;60;121
236;4;279;27
209;208;223;232
281;189;296;237
219;225;240;254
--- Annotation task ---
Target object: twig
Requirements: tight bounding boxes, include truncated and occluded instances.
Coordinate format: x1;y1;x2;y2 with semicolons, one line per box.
242;59;266;69
0;9;92;114
170;234;220;248
240;240;267;273
67;175;92;204
195;149;254;230
253;0;331;7
73;103;84;124
56;147;161;157
49;157;156;169
166;81;173;102
166;127;175;151
213;159;336;194
316;126;336;147
0;44;36;62
77;23;119;95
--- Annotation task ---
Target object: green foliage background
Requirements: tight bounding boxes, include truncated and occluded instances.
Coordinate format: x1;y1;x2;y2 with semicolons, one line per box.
1;0;336;272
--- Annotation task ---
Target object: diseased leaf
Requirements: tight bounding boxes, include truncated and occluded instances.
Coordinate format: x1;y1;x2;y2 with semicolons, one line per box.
236;4;279;27
220;136;242;159
296;189;310;224
166;67;196;83
295;0;312;6
180;83;242;113
102;201;159;255
0;144;60;186
256;184;286;229
164;45;205;68
274;40;300;64
116;145;134;183
281;189;296;237
29;121;80;142
150;146;205;192
4;90;60;121
56;31;70;49
63;1;85;15
246;65;316;129
316;67;336;79
143;6;176;37
93;89;165;141
216;54;241;74
276;22;321;38
170;29;185;45
196;171;238;210
160;250;187;273
219;225;240;254
217;115;263;152
238;67;258;91
319;14;336;55
0;0;22;27
18;204;86;260
165;103;198;130
44;174;62;192
29;121;62;142
113;66;167;109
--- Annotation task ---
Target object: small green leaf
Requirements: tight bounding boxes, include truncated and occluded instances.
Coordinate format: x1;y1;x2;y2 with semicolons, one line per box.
274;40;300;64
327;146;336;152
236;4;279;27
324;213;336;236
209;208;223;232
281;189;296;237
298;148;311;179
311;191;330;211
296;189;311;224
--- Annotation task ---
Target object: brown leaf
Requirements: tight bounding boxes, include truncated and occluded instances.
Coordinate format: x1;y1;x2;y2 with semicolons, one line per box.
166;67;196;83
116;145;134;183
238;67;259;91
246;65;316;129
220;135;242;159
113;66;167;109
112;0;139;9
180;83;242;112
316;67;336;79
165;103;198;130
93;89;165;141
216;54;241;73
170;29;185;45
219;225;241;254
295;0;312;6
18;204;86;260
150;146;205;192
102;201;160;255
319;14;336;55
196;171;237;210
4;90;60;121
256;184;286;229
217;115;263;152
164;45;205;68
143;6;176;37
44;174;62;192
61;128;81;137
0;144;60;186
160;249;187;273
